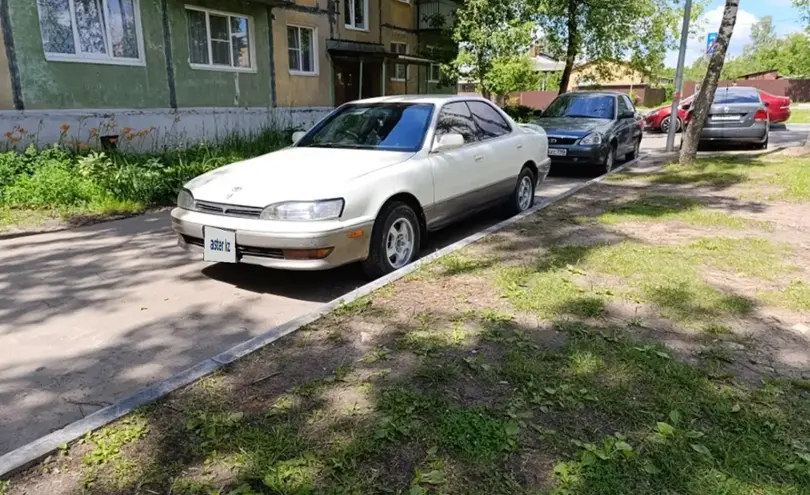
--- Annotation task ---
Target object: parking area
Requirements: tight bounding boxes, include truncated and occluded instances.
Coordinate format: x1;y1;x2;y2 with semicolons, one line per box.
0;125;807;456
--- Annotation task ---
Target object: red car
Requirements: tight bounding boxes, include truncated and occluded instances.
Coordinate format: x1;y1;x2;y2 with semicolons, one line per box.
645;90;791;132
759;90;791;123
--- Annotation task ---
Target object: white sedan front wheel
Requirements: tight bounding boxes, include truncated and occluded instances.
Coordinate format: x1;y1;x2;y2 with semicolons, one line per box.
362;201;421;279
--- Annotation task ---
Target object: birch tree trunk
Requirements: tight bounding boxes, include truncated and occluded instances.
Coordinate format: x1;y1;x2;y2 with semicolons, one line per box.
679;0;739;166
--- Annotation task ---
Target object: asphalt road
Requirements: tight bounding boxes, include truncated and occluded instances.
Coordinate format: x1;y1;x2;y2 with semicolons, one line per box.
0;124;807;455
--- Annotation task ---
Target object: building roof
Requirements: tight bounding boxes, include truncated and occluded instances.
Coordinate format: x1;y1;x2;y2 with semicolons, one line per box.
738;69;779;78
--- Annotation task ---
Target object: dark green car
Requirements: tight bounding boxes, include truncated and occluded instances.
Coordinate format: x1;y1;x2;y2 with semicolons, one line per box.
535;91;644;174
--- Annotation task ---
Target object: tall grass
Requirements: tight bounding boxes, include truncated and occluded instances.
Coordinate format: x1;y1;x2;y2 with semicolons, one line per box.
0;128;289;224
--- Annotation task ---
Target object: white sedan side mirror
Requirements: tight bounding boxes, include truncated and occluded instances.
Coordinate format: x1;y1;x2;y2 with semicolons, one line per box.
432;133;465;153
291;130;306;144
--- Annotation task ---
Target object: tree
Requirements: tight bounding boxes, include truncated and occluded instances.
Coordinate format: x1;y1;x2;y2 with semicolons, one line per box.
533;0;688;95
484;56;543;103
451;0;536;99
795;0;810;30
680;0;739;165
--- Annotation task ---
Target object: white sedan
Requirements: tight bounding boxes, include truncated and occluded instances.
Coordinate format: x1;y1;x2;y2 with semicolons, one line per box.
171;95;550;278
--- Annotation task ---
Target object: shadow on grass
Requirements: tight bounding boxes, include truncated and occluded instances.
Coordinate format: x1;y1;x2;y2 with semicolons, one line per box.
22;300;808;495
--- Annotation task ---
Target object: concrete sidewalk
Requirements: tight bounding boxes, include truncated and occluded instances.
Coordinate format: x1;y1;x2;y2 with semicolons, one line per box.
0;213;348;454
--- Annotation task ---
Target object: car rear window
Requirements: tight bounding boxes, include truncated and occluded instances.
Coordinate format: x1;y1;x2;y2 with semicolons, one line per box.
713;89;760;104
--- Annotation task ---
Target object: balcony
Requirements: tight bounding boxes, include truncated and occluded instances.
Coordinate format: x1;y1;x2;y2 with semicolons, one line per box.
417;0;458;31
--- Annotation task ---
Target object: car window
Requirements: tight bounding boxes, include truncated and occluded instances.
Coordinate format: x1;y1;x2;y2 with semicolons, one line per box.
298;103;434;151
622;95;635;112
467;101;511;139
435;102;478;144
714;88;760;104
542;94;616;120
617;95;630;115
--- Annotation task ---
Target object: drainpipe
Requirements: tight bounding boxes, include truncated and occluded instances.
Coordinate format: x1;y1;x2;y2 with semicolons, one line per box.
359;59;364;99
382;62;386;96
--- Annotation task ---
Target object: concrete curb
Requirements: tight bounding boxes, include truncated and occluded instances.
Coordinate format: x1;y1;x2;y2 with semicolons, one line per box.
0;155;645;478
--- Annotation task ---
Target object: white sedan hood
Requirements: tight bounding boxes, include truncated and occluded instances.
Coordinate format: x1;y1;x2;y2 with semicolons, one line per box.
185;147;413;207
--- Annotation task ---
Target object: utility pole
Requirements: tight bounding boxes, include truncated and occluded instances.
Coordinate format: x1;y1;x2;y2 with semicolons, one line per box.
666;0;693;152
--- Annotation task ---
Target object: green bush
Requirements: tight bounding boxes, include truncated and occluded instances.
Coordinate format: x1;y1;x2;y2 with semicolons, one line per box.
0;128;287;221
502;105;543;123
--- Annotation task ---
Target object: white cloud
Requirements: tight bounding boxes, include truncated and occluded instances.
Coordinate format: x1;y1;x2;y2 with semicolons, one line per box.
665;6;758;68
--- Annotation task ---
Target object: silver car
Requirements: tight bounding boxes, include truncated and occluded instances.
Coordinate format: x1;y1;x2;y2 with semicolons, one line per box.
690;87;769;149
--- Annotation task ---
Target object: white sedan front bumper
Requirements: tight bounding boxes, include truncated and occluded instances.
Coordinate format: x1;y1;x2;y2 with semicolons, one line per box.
171;208;375;270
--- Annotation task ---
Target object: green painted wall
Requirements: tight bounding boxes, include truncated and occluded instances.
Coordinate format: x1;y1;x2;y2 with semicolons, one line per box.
170;0;272;108
10;0;170;109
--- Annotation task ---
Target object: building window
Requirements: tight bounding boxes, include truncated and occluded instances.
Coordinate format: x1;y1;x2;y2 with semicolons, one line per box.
344;0;367;30
36;0;144;65
390;42;408;81
426;46;440;82
186;6;253;71
429;63;441;83
287;25;316;75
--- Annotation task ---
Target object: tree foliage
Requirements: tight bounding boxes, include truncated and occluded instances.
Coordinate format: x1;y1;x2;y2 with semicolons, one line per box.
451;0;536;98
683;17;810;81
483;56;542;96
533;0;689;94
795;0;810;30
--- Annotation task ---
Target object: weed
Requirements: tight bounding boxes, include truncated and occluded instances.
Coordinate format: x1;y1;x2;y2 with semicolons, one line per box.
83;415;149;466
762;280;810;311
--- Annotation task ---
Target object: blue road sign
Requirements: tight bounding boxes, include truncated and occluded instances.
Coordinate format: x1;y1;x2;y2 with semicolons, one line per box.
706;32;718;54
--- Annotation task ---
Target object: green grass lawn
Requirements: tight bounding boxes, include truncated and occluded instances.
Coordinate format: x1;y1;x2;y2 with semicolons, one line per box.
788;108;810;124
5;154;810;495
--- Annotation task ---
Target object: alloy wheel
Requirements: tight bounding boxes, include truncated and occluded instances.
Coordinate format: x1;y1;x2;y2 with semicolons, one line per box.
517;175;533;211
385;218;415;269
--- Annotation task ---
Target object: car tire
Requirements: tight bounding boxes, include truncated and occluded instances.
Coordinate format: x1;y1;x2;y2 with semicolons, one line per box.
507;167;536;215
601;145;616;175
758;134;769;150
361;201;421;279
660;117;681;134
626;139;641;161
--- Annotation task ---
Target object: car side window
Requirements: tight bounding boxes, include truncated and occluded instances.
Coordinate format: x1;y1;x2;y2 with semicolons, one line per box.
435;102;479;144
622;95;635;113
467;101;511;140
617;95;630;116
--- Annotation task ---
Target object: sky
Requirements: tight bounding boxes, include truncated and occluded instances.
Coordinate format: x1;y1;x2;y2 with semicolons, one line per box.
664;0;805;67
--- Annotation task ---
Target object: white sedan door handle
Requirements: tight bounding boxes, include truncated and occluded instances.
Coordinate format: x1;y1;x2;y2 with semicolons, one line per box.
474;155;484;162
517;144;523;149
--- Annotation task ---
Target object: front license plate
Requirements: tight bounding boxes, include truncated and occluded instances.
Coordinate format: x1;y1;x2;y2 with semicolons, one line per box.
712;115;740;121
203;227;237;263
548;148;567;157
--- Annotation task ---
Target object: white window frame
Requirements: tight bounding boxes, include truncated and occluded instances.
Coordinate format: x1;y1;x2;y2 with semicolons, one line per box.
185;5;256;73
287;24;318;76
396;0;411;3
344;0;369;31
390;42;408;82
36;0;146;66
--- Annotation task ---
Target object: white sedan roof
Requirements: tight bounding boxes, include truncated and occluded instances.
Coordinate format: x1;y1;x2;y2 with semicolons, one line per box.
350;94;487;105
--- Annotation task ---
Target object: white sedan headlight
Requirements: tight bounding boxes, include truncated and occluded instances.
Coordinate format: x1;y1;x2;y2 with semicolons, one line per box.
177;189;195;210
260;199;345;221
580;133;603;145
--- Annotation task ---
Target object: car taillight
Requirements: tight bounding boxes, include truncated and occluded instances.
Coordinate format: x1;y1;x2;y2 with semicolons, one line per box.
755;110;768;121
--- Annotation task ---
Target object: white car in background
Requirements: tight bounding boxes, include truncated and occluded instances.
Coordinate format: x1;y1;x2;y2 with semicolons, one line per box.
171;95;550;278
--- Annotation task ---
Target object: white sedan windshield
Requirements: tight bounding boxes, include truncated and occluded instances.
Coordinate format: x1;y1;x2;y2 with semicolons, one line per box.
297;103;434;152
